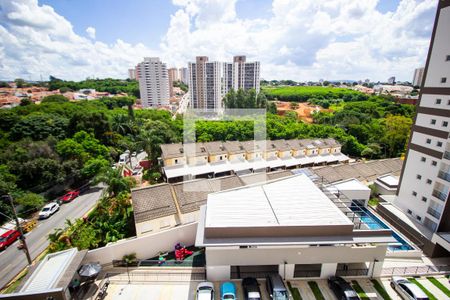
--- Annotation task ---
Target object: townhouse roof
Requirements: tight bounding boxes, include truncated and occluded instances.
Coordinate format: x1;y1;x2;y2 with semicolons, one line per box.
160;143;184;159
271;139;290;151
203;141;227;155
286;139;306;150
223;141;245;154
131;183;178;223
240;140;265;152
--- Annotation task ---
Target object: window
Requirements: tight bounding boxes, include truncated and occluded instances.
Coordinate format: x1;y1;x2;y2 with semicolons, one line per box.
422;196;427;202
426;138;431;144
421;157;426;162
448;99;450;105
412;191;417;196
219;156;223;160
174;159;178;164
417;216;422;221
407;209;413;214
446;55;450;61
431;119;436;125
443;121;448;127
427;179;432;184
437;141;443;147
436;99;442;104
441;77;447;83
432;161;437;166
416;174;422;180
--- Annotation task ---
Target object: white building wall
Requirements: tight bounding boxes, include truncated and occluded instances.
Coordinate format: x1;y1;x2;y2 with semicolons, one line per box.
424;6;450;88
417;94;450;109
415;113;450;132
410;131;447;150
137;57;170;107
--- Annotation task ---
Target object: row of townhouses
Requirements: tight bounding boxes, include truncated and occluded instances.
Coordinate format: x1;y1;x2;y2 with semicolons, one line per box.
159;138;349;182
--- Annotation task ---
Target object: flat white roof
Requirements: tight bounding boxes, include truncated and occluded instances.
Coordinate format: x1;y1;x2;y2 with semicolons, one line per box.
377;174;399;186
205;174;352;228
332;178;370;191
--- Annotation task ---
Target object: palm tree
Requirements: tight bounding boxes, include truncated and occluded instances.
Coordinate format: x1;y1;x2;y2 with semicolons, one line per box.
111;114;132;136
94;167;135;197
122;253;137;283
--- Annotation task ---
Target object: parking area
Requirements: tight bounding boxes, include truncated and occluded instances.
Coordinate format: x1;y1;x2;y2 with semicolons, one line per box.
102;276;450;300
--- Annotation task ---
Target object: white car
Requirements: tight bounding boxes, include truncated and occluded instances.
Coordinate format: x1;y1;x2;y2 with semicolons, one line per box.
196;281;214;300
390;277;429;300
39;202;59;219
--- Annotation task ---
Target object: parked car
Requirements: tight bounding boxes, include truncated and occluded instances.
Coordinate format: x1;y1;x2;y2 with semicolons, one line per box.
328;276;360;300
390;277;429;300
59;190;80;203
0;229;21;251
220;281;237;300
38;202;59;219
196;281;215;300
242;277;262;300
266;274;289;300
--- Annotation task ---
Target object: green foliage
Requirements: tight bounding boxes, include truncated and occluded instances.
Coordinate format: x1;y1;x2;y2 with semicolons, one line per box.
264;86;367;102
287;282;302;300
10;113;68;141
16;193;45;213
41;94;69;103
48;78;139;97
0;81;9;88
173;80;188;93
307;281;325;300
223;88;268;109
80;158;110;179
370;280;392;300
427;277;450;297
20;98;32;106
351;280;369;300
0;165;17;195
14;78;28;88
95;167;136;197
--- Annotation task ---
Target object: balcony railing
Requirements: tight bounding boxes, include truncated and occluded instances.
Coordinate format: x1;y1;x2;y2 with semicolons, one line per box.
438;171;450;182
432;189;448;201
444;151;450;160
427;207;442;219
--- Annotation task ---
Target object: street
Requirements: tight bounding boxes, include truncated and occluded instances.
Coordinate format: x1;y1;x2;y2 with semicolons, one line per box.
0;186;104;289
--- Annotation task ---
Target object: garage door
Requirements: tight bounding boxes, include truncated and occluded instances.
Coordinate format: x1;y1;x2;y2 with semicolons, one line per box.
231;265;278;279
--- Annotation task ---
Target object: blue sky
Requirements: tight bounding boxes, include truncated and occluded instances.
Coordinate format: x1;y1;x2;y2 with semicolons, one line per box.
0;0;436;81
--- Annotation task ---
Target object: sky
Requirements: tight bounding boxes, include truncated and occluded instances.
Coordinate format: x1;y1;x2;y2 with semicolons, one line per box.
0;0;438;82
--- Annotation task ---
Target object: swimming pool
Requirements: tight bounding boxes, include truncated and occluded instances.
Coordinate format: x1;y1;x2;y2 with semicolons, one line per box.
351;204;414;251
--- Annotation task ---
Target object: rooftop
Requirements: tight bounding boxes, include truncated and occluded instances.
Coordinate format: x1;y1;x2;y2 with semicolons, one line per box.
132;183;178;223
332;178;371;191
205;175;353;228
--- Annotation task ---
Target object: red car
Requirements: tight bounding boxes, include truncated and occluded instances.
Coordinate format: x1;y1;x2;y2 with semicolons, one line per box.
0;229;21;251
60;190;80;203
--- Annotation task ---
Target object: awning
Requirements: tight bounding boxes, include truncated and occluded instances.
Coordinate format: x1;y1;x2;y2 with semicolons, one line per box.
266;157;286;169
190;163;214;176
210;161;233;174
230;159;251;172
333;153;350;162
281;157;300;167
248;158;269;170
163;165;191;179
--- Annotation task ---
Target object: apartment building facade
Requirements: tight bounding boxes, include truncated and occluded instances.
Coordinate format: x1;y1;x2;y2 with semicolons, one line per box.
188;55;261;110
179;67;189;85
136;57;170;107
395;0;450;257
413;67;425;87
168;67;179;97
188;56;223;110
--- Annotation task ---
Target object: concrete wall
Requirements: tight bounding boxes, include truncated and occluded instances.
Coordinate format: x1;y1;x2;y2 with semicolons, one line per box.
374;181;397;196
135;214;179;237
306;148;318;156
292;149;306;157
229;153;246;161
187;155;208;165
85;223;197;265
164;157;186;167
0;288;67;300
264;151;278;160
208;154;228;163
205;244;387;280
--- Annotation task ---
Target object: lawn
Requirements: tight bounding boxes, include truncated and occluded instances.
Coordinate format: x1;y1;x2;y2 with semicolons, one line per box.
370;279;392;300
307;281;325;300
287;281;302;300
351;281;369;300
263;86;364;102
427;277;450;297
408;278;437;300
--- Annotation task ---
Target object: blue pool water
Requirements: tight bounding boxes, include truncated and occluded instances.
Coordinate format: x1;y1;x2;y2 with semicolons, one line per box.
351;205;414;251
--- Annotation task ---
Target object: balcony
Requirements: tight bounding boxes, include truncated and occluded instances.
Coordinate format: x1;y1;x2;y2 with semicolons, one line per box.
444;151;450;161
427;207;442;219
432;189;448;201
438;171;450;182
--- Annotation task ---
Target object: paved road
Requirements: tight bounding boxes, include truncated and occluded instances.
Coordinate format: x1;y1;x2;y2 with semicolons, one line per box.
0;186;104;289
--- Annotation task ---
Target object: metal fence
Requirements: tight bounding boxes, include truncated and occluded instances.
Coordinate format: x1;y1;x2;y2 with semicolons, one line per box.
381;265;450;276
293;270;322;278
336;268;369;277
231;271;278;279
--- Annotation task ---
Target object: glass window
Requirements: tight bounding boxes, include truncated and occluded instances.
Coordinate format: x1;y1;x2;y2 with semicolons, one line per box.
421;157;426;162
437;141;443;147
426;139;431;144
446;55;450;61
436;99;442;104
443;121;448;127
432;161;437;166
416;174;422;180
427;179;432;184
431;119;436;125
412;191;417;196
407;209;412;214
422;197;427;202
441;77;447;83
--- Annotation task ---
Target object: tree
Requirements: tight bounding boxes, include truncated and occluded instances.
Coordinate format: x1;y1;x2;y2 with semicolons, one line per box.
381;115;412;157
41;94;69;103
16;193;44;214
68;111;111;142
81;157;109;179
20;98;32;106
290;102;299;110
94;167;135;197
10;113;68;141
14;78;26;88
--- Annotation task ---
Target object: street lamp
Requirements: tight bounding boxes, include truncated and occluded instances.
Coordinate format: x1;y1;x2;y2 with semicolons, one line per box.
1;194;32;265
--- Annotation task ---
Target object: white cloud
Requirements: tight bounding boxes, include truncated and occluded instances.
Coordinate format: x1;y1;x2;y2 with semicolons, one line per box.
86;26;96;39
0;0;438;81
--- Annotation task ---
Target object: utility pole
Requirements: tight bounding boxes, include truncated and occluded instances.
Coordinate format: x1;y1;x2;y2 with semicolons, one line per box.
2;195;32;265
